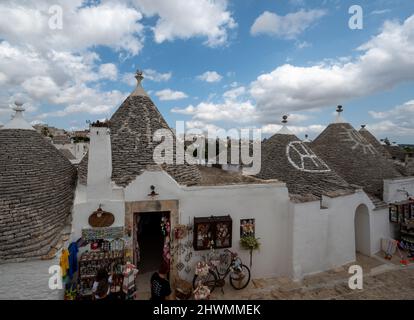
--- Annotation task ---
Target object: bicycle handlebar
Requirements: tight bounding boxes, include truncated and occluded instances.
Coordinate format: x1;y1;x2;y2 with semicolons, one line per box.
224;249;237;257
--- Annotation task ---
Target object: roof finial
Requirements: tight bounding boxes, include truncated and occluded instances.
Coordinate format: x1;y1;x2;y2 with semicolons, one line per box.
361;124;366;129
2;101;35;130
277;115;293;135
335;105;345;123
135;69;144;85
131;69;149;97
303;134;311;143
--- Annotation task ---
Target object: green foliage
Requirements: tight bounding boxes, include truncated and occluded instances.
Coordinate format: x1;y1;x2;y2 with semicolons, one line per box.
240;236;260;251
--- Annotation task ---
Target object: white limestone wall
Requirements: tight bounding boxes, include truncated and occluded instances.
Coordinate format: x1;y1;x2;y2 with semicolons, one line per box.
0;257;63;300
290;191;377;280
290;200;329;279
370;207;396;254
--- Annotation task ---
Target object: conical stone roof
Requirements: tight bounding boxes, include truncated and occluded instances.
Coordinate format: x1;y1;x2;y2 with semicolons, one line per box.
0;105;77;262
359;125;391;159
257;118;354;202
79;70;201;187
311;120;401;199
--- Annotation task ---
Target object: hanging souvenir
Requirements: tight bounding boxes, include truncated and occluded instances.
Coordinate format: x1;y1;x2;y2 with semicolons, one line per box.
176;262;185;272
160;216;171;237
163;243;171;262
174;224;187;240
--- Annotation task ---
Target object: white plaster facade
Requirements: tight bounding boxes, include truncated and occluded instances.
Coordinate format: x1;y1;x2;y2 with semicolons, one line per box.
70;126;414;284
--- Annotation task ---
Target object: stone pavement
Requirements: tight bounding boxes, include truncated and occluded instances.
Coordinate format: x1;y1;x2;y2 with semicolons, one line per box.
209;254;414;300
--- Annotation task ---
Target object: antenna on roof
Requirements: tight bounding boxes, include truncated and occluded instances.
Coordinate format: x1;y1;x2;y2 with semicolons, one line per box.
335;105;345;123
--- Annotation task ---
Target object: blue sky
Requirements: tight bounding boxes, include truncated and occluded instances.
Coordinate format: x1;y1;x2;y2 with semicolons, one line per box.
0;0;414;142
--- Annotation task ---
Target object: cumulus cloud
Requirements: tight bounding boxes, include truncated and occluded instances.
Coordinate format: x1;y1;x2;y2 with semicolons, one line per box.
155;89;188;101
261;123;325;135
250;14;414;120
132;0;237;47
0;1;144;56
143;69;172;82
99;63;118;81
197;71;223;83
367;100;414;138
250;9;326;39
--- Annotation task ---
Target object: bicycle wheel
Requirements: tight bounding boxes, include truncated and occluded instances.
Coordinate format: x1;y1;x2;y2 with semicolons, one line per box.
193;270;217;293
229;264;250;290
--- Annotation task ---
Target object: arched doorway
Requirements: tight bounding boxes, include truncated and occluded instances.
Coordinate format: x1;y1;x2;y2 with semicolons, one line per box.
354;204;371;256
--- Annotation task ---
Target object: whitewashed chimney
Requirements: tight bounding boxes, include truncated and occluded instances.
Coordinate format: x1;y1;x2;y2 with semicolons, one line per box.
87;121;112;200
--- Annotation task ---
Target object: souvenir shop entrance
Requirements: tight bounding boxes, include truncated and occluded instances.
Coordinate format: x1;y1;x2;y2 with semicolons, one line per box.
125;200;179;291
135;211;170;274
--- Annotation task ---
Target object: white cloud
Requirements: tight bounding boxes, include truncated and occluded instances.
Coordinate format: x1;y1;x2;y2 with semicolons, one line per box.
371;9;391;15
250;15;414;120
0;1;144;56
197;71;223;83
99;63;118;81
295;41;311;49
144;69;172;82
250;9;326;39
172;98;257;123
132;0;237;47
367;100;414;138
261;123;325;135
155;89;188;101
223;86;246;100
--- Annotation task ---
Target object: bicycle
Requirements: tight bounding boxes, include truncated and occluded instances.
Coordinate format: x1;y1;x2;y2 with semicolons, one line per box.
192;249;251;293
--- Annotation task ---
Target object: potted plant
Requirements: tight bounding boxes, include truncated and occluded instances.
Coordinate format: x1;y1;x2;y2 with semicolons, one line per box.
240;236;260;268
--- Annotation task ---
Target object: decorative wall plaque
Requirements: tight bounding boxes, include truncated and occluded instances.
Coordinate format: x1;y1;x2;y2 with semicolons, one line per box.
88;207;115;227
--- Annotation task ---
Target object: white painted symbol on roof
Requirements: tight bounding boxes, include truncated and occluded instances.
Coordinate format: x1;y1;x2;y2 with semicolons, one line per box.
340;127;377;155
286;141;331;173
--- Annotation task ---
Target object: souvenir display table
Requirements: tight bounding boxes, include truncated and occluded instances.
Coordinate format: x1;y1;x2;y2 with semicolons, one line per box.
389;199;414;261
78;250;124;298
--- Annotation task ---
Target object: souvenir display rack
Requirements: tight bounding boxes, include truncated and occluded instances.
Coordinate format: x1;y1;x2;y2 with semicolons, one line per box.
78;249;124;297
389;199;414;247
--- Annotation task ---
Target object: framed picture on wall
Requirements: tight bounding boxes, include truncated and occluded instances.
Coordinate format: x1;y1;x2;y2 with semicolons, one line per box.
193;216;232;251
389;205;398;223
240;219;255;238
215;221;232;249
